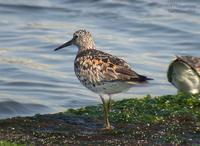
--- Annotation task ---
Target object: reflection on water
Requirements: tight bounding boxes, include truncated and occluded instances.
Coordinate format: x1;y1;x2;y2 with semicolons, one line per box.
0;0;200;119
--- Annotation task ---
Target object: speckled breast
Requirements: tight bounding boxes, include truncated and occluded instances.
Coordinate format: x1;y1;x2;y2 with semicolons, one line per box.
74;52;102;91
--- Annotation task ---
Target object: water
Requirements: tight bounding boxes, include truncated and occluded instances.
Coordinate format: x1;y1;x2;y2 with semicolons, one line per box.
0;0;200;119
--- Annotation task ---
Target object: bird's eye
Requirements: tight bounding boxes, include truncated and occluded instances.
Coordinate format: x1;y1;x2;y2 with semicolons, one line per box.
74;35;78;39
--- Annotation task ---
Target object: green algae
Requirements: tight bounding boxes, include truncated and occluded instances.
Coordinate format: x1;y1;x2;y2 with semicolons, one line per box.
66;93;200;124
0;141;28;146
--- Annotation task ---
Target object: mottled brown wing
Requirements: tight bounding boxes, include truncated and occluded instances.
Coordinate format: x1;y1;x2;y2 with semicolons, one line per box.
75;49;149;84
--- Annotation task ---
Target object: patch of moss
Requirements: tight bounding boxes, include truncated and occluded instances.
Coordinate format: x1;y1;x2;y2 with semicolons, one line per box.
0;141;28;146
66;93;200;124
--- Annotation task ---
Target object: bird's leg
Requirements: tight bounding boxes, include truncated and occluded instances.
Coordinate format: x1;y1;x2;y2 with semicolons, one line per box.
100;95;113;130
100;95;109;128
107;94;114;129
108;94;112;114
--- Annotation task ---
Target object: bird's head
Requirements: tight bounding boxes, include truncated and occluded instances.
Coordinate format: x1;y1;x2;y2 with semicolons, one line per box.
54;29;95;51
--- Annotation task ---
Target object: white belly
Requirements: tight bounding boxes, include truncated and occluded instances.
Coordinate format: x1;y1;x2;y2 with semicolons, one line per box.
84;81;136;94
171;62;200;94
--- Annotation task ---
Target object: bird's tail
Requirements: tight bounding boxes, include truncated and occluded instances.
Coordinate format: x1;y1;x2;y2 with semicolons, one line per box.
138;75;153;82
146;77;154;80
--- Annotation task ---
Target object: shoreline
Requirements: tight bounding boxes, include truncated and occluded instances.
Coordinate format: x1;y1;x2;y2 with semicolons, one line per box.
0;93;200;145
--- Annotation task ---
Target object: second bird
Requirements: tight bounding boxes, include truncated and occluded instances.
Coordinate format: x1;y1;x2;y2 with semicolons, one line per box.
54;29;152;130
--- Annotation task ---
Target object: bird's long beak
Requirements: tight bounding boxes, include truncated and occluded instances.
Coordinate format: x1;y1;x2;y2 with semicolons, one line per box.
54;38;73;51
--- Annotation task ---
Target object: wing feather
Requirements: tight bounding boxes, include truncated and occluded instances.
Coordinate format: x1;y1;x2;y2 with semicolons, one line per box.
75;49;149;84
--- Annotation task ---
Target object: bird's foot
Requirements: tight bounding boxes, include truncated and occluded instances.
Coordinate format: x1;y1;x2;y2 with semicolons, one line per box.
101;125;114;131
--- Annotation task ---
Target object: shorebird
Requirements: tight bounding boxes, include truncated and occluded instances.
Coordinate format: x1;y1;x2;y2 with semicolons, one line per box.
167;56;200;94
54;29;152;130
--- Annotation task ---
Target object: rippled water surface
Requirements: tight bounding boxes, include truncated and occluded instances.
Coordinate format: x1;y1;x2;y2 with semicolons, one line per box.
0;0;200;119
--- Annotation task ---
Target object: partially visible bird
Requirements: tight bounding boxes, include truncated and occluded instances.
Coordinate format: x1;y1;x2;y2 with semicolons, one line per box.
54;29;152;130
167;56;200;94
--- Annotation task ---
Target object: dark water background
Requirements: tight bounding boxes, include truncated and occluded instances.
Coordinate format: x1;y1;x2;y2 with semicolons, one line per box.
0;0;200;119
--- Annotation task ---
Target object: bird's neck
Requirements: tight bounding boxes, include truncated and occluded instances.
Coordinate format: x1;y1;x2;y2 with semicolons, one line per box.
78;44;96;52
